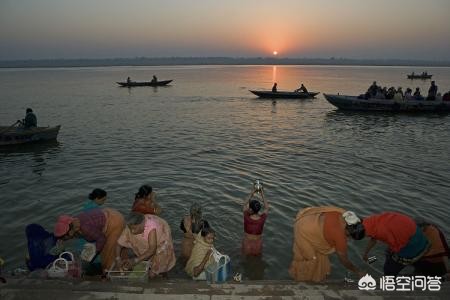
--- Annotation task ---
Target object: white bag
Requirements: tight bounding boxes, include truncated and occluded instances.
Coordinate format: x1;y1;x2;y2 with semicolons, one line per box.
46;257;69;278
46;251;79;279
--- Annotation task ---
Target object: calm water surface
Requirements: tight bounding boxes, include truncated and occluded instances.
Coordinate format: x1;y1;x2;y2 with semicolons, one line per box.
1;65;449;279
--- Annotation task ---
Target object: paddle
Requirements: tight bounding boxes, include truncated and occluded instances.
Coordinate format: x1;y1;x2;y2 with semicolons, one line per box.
0;120;20;135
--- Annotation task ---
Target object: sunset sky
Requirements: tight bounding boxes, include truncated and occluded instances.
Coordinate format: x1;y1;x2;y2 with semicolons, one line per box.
1;0;449;60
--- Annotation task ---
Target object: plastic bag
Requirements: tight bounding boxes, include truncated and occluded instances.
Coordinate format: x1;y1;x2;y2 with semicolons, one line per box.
205;248;231;284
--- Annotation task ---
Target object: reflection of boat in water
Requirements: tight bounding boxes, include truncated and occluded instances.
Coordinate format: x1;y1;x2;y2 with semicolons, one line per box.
0;125;61;146
324;94;450;112
249;90;319;99
116;80;173;87
407;73;432;80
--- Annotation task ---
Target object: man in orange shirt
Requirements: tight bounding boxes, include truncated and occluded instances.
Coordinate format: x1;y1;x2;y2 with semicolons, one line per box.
348;212;430;276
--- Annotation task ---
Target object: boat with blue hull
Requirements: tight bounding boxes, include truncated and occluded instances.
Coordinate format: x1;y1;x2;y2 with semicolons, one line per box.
324;94;450;112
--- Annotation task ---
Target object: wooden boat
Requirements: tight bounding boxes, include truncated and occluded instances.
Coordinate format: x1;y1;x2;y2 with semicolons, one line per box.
407;74;432;80
324;94;450;112
116;80;173;87
249;90;319;99
0;125;61;146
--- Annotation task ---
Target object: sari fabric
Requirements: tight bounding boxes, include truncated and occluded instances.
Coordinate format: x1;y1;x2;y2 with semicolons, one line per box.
185;233;214;278
117;214;176;276
288;206;345;282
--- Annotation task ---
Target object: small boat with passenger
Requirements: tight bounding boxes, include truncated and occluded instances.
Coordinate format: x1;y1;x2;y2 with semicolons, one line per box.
407;73;432;80
0;125;61;146
323;94;450;112
249;90;319;99
117;80;173;87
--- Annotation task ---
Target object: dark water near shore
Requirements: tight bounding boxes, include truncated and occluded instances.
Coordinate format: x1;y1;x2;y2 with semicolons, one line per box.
1;65;449;280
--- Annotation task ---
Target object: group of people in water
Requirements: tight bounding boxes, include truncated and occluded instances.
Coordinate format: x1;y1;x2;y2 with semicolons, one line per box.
35;183;447;283
363;81;450;101
46;183;269;280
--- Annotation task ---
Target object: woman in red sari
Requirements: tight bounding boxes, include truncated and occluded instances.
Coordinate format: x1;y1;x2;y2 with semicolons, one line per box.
242;186;269;256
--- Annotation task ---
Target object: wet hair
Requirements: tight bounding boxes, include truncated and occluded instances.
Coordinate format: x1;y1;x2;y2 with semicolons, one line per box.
88;188;107;200
190;203;203;232
346;222;366;240
127;212;145;225
135;185;152;200
249;200;261;214
201;226;215;237
26;108;33;113
193;219;209;234
190;203;202;219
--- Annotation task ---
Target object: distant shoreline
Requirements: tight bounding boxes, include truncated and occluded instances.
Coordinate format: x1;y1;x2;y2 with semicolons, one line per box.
1;57;450;68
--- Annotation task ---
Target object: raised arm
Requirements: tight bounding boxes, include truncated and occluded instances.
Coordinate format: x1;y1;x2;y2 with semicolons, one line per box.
260;188;269;214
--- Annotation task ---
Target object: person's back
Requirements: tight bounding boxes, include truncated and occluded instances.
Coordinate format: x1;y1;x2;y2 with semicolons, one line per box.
300;84;308;93
393;88;404;102
23;108;37;128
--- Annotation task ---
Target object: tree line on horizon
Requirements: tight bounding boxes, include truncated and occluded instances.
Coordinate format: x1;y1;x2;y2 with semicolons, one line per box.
0;57;449;68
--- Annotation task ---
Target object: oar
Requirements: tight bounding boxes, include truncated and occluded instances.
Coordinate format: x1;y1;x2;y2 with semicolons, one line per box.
0;120;20;135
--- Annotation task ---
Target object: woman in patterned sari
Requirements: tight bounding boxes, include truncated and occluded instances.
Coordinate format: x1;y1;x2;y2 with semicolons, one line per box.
115;213;176;278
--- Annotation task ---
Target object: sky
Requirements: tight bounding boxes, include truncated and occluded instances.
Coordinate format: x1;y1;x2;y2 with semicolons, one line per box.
1;0;450;60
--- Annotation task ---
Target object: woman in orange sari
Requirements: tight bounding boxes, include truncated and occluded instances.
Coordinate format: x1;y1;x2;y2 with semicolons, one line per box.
289;207;365;282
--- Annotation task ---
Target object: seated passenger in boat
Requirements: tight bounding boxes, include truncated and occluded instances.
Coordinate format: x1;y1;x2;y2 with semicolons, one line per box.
386;87;396;100
375;87;385;99
393;87;404;101
427;81;438;100
404;88;414;101
127;77;131;84
414;87;424;100
272;83;278;92
19;108;37;129
443;91;450;102
151;75;158;83
366;81;378;98
295;83;308;93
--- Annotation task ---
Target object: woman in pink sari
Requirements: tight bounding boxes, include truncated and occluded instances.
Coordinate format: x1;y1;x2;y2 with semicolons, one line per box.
115;213;176;278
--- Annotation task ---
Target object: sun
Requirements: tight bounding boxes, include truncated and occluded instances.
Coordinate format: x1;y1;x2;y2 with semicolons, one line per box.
273;51;278;56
